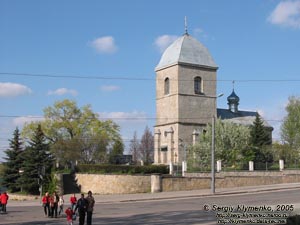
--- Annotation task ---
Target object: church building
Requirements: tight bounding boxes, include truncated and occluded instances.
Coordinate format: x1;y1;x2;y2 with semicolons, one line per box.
154;30;273;165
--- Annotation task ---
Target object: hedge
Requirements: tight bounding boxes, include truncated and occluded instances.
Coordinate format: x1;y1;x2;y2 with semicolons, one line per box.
76;164;169;175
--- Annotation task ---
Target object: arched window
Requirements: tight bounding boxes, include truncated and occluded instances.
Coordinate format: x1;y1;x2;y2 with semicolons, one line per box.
194;76;202;94
164;77;170;95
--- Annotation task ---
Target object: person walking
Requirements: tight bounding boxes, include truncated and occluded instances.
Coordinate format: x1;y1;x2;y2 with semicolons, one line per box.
70;193;77;211
0;192;9;213
49;193;55;218
75;193;88;225
0;192;2;213
65;207;74;225
86;191;95;225
58;195;64;216
52;192;59;218
42;192;50;217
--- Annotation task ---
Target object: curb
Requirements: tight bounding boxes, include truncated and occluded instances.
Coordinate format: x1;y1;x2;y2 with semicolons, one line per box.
96;185;300;204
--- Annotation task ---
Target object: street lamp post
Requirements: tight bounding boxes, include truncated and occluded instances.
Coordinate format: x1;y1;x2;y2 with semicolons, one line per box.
211;93;223;194
211;115;216;194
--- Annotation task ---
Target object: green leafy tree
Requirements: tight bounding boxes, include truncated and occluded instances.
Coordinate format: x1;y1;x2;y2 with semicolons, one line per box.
188;132;211;171
250;113;272;164
17;124;53;194
2;128;23;192
281;96;300;150
188;119;252;170
272;142;298;168
22;99;123;166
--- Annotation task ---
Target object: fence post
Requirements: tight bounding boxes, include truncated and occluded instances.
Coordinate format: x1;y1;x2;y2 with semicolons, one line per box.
182;161;187;177
249;161;254;171
217;160;222;172
151;174;162;193
279;160;284;171
169;162;173;175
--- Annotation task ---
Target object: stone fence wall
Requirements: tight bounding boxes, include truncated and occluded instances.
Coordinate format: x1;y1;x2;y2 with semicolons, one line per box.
75;174;151;194
59;171;300;194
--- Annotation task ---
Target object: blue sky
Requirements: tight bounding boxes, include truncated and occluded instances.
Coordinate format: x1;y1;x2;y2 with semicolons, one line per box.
1;0;300;159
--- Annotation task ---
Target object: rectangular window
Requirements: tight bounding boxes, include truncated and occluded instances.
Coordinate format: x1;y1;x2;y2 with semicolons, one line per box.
161;146;168;152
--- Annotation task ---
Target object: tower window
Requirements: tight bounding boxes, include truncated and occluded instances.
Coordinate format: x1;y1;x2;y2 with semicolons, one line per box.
194;76;202;94
164;77;170;95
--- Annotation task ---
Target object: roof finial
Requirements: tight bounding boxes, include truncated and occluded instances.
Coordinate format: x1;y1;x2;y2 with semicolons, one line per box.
184;16;188;35
232;80;235;90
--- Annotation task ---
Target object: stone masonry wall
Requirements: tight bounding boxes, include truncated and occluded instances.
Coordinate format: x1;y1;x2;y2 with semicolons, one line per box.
75;174;151;194
70;171;300;194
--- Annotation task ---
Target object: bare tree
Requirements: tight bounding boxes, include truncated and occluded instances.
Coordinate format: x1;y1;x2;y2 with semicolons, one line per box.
139;126;154;164
129;131;140;163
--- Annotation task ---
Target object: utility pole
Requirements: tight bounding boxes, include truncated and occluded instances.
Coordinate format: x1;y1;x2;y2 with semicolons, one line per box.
211;115;216;194
211;93;223;194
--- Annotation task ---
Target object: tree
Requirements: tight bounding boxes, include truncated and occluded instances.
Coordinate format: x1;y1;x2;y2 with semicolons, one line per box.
2;128;23;192
281;96;300;150
109;139;124;164
250;113;271;147
189;119;252;170
250;113;272;164
272;142;298;167
17;124;53;195
22;99;123;166
138;126;154;164
129;131;140;163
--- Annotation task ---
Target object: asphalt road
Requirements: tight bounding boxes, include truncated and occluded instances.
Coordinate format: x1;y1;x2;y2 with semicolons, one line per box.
1;189;300;225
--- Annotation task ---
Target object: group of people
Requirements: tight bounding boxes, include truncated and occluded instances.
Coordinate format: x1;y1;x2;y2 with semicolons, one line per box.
41;191;64;218
0;192;9;213
42;191;95;225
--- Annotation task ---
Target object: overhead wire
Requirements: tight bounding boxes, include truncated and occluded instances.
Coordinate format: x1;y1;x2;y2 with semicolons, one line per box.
1;72;300;82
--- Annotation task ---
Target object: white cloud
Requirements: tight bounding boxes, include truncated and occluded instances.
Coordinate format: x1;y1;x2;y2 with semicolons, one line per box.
154;35;179;53
98;111;147;122
0;82;32;97
268;0;300;28
193;27;211;40
13;115;44;127
47;88;78;96
89;36;118;54
100;85;120;92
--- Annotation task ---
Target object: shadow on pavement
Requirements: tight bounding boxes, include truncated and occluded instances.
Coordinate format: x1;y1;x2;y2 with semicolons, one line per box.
6;210;216;225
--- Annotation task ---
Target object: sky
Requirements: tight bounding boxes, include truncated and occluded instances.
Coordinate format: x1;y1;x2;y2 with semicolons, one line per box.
1;0;300;160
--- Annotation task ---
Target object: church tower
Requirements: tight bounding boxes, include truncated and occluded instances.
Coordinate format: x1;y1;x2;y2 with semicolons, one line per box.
154;31;218;165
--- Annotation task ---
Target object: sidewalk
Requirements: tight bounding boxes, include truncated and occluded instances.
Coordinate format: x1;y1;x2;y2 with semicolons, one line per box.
9;182;300;207
69;182;300;204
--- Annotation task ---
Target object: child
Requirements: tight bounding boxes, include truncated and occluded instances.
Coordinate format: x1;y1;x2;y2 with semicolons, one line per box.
65;207;74;225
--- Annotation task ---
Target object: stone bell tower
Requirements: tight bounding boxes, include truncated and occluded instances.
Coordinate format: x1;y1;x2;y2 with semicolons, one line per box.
154;31;218;165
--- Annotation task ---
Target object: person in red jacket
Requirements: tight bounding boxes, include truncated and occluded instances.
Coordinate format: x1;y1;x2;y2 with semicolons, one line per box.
1;192;9;213
65;207;74;225
42;192;50;217
70;193;77;211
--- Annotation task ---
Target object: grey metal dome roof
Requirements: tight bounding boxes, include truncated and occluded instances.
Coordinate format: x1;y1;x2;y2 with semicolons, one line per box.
155;34;218;71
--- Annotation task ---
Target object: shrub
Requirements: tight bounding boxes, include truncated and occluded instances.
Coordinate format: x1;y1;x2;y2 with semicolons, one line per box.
76;164;168;175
